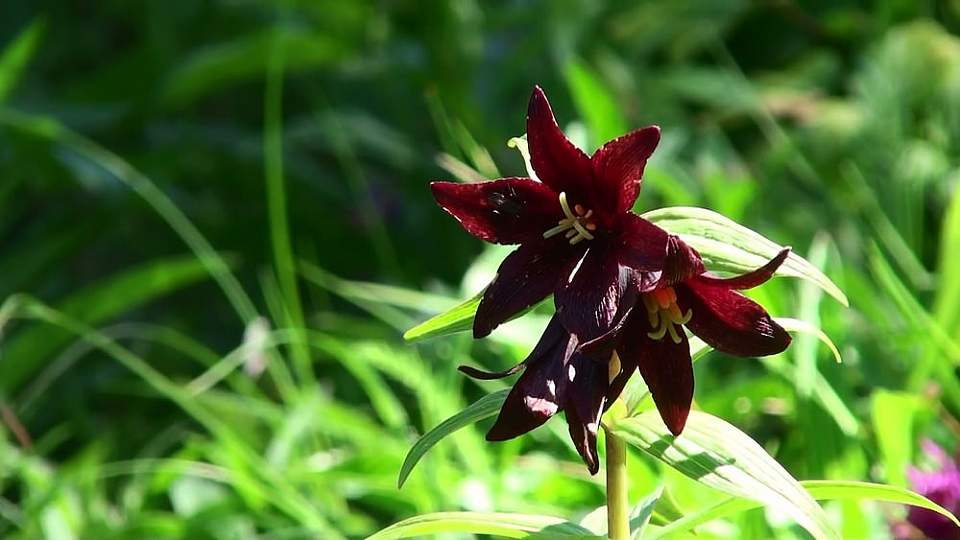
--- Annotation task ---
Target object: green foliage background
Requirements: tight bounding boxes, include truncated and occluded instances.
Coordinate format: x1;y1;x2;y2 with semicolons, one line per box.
0;1;959;538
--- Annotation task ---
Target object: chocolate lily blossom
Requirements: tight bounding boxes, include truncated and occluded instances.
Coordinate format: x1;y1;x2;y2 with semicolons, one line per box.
459;316;615;473
431;86;668;343
610;237;793;436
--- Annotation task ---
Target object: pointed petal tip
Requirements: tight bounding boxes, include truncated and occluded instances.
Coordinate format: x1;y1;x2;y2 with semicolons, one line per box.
471;320;491;339
586;455;600;475
458;363;524;380
484;427;510;442
665;413;688;437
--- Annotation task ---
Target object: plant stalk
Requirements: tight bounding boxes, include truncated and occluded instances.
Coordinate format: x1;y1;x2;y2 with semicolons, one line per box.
605;428;630;540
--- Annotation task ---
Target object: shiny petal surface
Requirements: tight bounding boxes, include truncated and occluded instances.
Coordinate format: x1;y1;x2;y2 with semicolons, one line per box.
555;237;638;343
486;323;578;441
474;237;583;338
618;314;694;435
526;87;598;216
591;126;661;214
430;178;561;244
678;280;791;357
460;316;567;380
615;213;670;275
562;353;607;474
696;248;791;290
659;235;705;286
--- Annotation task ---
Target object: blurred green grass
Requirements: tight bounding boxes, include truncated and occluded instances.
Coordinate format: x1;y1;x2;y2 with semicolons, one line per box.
0;1;959;538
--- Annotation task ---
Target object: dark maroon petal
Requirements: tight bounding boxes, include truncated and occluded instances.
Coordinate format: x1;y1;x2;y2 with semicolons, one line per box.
430;178;561;245
526;87;598;217
460;316;568;379
618;313;694;436
658;235;705;286
486;324;578;441
696;248;791;290
591;126;661;215
615;214;669;276
562;353;607;474
555;237;639;343
678;280;791;357
474;237;583;338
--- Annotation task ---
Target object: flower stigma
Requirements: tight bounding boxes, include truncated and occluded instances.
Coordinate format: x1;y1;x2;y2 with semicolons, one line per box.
643;287;692;344
542;192;596;244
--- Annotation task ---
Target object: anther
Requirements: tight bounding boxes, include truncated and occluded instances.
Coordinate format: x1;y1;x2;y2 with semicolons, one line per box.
542;192;596;244
642;287;692;343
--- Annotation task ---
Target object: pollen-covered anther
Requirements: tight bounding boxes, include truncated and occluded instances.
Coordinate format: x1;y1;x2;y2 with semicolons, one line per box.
643;287;692;344
542;192;596;244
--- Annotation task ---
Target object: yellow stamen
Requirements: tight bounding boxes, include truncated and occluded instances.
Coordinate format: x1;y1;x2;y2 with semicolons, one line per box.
642;286;692;344
647;316;669;340
542;191;596;244
667;323;682;344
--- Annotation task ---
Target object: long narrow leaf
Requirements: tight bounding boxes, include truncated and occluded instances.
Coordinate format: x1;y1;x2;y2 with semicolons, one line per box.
647;480;960;539
367;511;600;540
643;206;848;306
397;389;508;488
608;410;839;540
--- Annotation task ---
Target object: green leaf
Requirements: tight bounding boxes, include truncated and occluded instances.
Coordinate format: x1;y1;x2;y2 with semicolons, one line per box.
563;58;628;150
935;176;960;332
367;511;601;539
397;389;508;488
870;390;923;487
630;486;663;539
643;206;848;306
162;28;345;107
647;480;960;539
775;317;842;364
402;290;482;341
608;410;839;540
0;256;223;393
0;18;45;104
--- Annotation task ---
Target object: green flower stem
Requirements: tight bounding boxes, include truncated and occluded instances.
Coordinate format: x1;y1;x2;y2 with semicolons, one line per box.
605;399;630;540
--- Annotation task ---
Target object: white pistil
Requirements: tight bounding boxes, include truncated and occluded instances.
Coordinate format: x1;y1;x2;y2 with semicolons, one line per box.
542;192;596;244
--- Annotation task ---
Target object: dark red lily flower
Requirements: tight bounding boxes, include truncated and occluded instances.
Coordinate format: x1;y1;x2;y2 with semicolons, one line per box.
459;316;613;473
610;237;793;436
431;86;668;343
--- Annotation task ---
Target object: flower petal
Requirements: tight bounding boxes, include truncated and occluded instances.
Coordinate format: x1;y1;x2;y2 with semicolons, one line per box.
430;178;562;244
474;237;583;338
591;126;661;214
615;213;669;276
555;236;639;343
460;316;567;380
562;353;607;474
659;235;705;286
618;314;694;436
696;248;791;290
678;280;791;357
526;86;598;216
486;322;578;441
